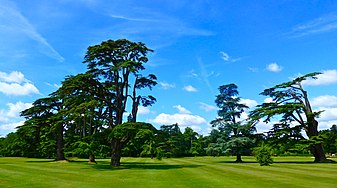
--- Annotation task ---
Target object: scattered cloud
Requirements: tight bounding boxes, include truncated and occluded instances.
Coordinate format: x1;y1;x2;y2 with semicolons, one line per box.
248;67;259;73
159;82;175;90
45;82;61;88
240;98;258;108
312;95;337;108
0;101;32;136
0;71;39;96
151;113;207;130
174;105;191;114
302;70;337;86
0;1;64;62
183;85;198;92
286;13;337;38
199;102;217;112
266;63;283;72
150;105;208;134
220;51;243;63
264;97;274;103
0;71;28;83
0;121;24;133
6;102;32;118
138;106;151;115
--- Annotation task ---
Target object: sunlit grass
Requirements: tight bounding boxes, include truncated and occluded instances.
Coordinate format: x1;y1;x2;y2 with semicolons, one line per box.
0;156;336;187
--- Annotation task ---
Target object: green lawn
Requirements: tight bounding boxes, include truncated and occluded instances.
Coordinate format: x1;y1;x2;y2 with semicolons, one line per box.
0;156;336;188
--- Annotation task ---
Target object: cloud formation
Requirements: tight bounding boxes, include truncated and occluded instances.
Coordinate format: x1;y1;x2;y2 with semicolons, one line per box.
174;105;191;114
266;63;283;72
159;82;175;90
302;70;337;86
150;105;208;134
0;71;39;96
199;102;217;112
183;85;198;92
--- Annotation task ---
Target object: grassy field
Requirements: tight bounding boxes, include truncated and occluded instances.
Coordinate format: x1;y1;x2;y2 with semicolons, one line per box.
0;156;336;188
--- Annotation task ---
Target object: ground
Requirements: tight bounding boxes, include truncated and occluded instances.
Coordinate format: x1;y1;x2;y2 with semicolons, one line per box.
0;156;336;187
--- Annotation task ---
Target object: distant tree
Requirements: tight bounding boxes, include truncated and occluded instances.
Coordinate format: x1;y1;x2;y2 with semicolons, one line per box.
250;72;328;162
211;84;255;162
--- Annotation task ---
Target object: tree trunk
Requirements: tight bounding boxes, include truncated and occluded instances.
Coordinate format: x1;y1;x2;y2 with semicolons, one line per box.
235;154;243;163
306;118;327;162
111;139;122;166
89;151;97;163
56;124;66;161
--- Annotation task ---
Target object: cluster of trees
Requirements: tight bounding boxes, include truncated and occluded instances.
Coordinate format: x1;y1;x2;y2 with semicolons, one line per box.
0;39;336;166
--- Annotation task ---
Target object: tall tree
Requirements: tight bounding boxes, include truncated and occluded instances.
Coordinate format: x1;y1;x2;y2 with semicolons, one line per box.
83;39;155;166
211;84;254;162
21;96;66;160
56;73;106;163
249;72;327;162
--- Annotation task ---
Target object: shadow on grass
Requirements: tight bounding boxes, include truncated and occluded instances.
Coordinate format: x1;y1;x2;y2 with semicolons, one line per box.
91;161;202;171
216;159;336;164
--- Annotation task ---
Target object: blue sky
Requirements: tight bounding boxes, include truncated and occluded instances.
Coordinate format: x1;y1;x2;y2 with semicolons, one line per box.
1;0;337;136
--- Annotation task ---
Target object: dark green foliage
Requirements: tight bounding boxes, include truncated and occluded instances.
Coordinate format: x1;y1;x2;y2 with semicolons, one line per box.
254;144;273;166
319;125;337;155
249;72;327;162
209;84;255;162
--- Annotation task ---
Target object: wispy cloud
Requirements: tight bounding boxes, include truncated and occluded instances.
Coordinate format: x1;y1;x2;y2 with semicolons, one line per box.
0;1;64;62
110;14;159;22
183;85;198;92
286;13;337;38
174;105;192;114
159;82;175;90
220;51;244;63
199;102;216;112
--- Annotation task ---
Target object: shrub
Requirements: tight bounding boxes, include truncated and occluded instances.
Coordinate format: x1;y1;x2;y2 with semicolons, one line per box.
254;144;273;166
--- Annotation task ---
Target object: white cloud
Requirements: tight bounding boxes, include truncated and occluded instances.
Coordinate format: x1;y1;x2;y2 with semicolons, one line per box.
159;82;175;90
240;98;258;108
0;121;24;132
6;102;32;117
312;95;337;108
0;71;39;96
174;105;191;114
0;82;39;96
183;85;198;92
264;97;274;103
151;113;207;128
0;71;27;83
199;102;217;112
302;70;337;86
266;63;283;72
138;106;150;115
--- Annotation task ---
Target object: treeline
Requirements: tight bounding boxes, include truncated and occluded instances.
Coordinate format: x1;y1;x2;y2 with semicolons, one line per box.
0;39;336;165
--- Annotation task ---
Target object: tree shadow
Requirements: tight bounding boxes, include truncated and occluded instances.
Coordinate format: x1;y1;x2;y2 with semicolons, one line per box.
216;161;257;164
91;161;202;171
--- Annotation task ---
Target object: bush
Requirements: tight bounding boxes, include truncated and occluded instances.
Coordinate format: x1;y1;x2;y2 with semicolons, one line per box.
254;144;273;166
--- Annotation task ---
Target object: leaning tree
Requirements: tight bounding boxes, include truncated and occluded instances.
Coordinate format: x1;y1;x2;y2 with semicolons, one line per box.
250;72;327;162
83;39;157;166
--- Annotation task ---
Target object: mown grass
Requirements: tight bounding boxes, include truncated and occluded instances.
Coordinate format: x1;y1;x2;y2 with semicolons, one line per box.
0;156;336;188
